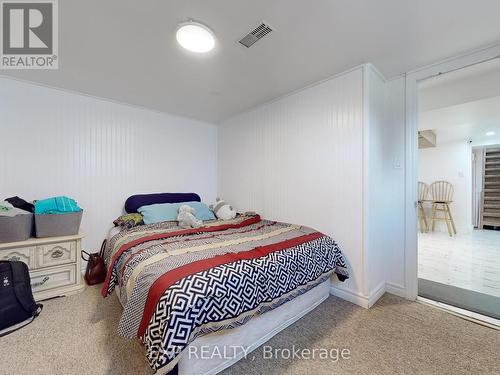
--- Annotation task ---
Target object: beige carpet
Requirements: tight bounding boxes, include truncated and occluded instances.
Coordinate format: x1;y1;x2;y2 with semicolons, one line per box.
0;286;499;375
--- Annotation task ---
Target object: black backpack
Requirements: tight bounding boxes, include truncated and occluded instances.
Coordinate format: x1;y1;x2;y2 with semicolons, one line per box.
0;261;42;336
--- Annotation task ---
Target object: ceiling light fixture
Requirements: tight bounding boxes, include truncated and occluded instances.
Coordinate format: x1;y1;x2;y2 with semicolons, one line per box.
486;131;495;136
176;21;215;53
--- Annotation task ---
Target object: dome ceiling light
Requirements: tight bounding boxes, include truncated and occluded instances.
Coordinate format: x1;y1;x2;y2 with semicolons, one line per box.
176;21;215;53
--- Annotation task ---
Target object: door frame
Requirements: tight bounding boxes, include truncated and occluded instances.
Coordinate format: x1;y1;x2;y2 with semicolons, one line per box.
404;43;500;300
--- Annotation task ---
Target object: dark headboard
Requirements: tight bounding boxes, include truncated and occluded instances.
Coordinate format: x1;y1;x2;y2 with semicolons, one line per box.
125;192;201;213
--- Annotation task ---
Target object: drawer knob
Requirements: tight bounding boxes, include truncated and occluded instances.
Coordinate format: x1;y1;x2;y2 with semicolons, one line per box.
32;276;49;288
9;256;21;262
51;249;64;259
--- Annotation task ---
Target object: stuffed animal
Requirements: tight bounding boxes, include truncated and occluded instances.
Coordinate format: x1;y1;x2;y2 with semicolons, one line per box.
210;198;237;221
177;204;202;228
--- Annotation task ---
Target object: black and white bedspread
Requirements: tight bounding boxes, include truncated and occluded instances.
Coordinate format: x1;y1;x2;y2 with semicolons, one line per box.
102;214;348;374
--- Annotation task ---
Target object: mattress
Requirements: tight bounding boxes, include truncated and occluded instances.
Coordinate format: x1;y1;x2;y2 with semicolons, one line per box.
103;215;348;374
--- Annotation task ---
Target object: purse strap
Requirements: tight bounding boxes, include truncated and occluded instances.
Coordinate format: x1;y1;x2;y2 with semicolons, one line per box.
99;239;107;258
81;250;90;262
81;238;107;262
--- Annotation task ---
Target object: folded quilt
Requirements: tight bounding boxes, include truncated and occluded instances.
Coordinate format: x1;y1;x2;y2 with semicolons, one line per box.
35;196;81;214
102;214;348;374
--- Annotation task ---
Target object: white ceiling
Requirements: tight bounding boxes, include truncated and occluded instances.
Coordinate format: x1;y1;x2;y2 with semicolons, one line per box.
419;58;500;145
3;0;500;123
419;57;500;112
419;96;500;145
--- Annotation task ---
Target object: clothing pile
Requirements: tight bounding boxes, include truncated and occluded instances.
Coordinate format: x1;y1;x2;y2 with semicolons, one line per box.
0;197;35;243
34;196;82;215
0;197;33;217
1;196;83;242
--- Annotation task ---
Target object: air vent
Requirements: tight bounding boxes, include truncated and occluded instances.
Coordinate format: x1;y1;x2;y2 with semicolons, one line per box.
418;130;437;149
238;22;273;48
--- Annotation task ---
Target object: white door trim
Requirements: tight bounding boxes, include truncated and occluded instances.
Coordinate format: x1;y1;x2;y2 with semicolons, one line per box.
404;43;500;300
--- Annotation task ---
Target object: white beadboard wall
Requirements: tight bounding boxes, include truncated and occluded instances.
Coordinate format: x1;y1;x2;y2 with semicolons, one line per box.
364;66;388;298
219;68;366;301
0;77;218;260
382;76;407;294
364;70;406;299
218;66;407;306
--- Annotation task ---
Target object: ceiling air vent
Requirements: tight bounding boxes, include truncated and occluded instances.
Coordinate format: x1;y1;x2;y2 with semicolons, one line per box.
418;130;437;149
238;22;273;48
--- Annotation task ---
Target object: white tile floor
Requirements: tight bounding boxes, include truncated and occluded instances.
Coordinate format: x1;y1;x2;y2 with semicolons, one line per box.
418;229;500;298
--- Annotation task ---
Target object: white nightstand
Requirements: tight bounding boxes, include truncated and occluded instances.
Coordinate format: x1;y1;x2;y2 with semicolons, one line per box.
0;234;85;301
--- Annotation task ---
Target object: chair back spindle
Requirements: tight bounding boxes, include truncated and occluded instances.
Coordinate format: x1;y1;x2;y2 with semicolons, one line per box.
418;182;428;202
429;181;454;203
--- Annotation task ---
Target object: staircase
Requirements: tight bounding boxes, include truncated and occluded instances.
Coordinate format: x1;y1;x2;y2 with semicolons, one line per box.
481;147;500;228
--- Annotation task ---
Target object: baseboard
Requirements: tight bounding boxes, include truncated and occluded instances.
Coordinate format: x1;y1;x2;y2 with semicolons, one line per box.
385;282;407;298
331;282;407;308
367;282;386;308
330;285;371;308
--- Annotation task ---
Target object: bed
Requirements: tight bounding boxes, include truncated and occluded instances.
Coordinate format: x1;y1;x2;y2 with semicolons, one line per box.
102;194;348;375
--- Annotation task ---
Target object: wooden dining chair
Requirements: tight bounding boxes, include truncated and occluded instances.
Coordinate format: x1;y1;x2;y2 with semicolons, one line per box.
428;181;457;236
418;182;429;233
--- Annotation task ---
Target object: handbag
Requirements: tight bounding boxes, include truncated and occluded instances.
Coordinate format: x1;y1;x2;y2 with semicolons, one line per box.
81;240;106;285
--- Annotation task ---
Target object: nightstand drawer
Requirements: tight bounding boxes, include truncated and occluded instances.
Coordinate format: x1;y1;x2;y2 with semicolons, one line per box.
36;241;76;268
0;234;84;301
0;247;35;268
30;264;76;294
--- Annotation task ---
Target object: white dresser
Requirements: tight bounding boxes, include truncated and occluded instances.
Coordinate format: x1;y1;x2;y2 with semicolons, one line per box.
0;234;85;301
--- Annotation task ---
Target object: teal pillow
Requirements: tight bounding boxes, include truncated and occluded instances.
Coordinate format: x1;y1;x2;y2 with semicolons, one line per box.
138;201;215;224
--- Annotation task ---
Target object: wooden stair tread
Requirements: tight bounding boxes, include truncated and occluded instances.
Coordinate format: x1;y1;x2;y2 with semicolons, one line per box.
483;221;500;227
481;151;500;227
483;212;500;218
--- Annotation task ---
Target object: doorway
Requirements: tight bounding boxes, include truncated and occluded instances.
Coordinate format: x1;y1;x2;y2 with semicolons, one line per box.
413;57;500;322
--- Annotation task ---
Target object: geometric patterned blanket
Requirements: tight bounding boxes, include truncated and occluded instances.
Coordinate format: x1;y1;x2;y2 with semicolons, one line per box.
102;215;348;374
